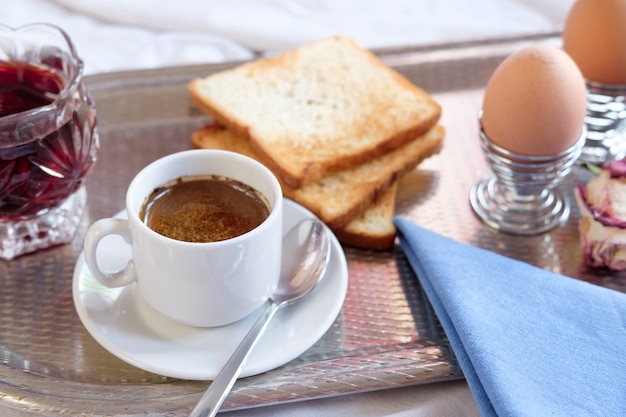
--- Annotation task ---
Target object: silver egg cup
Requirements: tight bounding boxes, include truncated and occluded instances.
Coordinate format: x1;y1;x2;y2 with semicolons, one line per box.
469;113;585;235
579;79;626;164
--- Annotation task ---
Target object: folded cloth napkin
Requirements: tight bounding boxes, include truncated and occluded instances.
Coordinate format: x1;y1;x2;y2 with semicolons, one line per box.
394;217;626;417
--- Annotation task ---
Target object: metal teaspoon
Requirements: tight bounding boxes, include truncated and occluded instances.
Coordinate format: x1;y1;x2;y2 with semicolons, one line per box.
189;218;332;417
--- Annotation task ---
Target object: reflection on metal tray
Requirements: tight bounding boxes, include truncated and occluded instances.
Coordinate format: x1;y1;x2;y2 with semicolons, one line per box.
0;31;624;416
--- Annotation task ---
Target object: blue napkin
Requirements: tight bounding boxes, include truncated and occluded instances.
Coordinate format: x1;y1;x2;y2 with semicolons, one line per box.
394;217;626;417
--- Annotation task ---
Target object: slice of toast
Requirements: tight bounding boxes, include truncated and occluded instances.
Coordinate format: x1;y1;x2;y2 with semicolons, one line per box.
334;182;398;251
191;123;444;230
191;124;404;250
188;36;441;188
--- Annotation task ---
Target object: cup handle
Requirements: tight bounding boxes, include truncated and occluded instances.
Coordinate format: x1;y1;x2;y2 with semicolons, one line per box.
84;218;137;288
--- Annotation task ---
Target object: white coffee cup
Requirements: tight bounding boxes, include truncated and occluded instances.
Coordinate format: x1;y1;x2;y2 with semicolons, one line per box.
83;149;283;327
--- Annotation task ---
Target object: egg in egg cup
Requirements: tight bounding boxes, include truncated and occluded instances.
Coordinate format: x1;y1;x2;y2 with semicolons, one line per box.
470;114;585;235
563;0;626;164
469;44;587;235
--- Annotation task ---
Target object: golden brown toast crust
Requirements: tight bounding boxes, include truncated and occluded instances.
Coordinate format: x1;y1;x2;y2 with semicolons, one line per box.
188;36;442;189
333;183;399;251
191;123;444;230
191;124;405;250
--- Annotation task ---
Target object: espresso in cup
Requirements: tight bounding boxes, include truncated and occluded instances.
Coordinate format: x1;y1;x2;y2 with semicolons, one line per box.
140;175;270;243
83;149;283;327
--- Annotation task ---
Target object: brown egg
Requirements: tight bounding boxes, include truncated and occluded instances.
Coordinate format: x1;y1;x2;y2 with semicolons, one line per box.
481;44;588;156
563;0;626;85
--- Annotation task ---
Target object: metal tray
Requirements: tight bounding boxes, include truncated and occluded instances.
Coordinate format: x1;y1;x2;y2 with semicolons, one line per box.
1;32;624;416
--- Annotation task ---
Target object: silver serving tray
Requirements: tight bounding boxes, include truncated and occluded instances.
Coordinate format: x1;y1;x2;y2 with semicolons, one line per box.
1;32;624;416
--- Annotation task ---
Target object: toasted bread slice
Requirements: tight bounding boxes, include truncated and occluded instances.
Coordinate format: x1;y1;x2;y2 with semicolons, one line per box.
191;124;404;250
191;123;444;230
188;36;441;188
334;182;398;251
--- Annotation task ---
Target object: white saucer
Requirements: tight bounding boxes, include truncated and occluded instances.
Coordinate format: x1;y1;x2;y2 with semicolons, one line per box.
72;199;348;381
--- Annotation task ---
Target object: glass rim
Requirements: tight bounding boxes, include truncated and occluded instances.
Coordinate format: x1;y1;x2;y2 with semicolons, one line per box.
0;23;85;122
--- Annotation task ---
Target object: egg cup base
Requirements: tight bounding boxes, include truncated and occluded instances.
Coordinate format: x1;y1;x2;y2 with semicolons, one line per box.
579;138;626;165
469;175;570;236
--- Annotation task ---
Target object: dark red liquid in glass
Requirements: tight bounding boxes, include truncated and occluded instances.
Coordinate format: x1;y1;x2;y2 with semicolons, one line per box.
0;61;97;220
0;62;61;116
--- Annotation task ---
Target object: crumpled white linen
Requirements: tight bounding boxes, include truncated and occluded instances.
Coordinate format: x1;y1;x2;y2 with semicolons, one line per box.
0;0;254;74
51;0;575;50
1;0;575;75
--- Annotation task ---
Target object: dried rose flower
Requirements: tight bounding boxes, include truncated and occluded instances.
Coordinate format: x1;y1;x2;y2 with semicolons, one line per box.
575;160;626;270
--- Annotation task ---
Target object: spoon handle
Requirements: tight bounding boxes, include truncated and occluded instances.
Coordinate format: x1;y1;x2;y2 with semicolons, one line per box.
189;299;280;417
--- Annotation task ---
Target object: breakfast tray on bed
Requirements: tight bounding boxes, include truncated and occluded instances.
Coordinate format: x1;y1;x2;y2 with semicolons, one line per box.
1;32;624;416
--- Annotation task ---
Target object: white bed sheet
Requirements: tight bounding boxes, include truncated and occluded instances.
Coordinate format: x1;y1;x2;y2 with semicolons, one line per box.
2;0;574;75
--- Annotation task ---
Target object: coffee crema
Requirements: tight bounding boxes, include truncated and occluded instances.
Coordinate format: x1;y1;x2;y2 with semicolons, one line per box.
140;175;270;243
